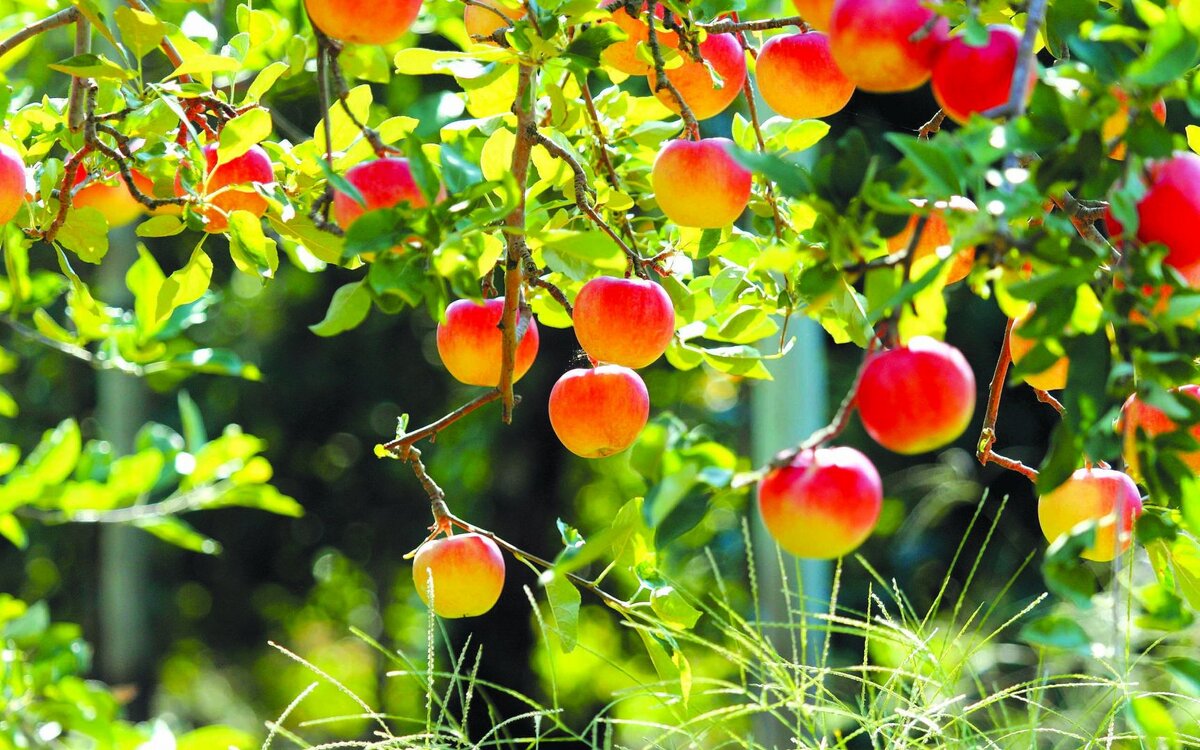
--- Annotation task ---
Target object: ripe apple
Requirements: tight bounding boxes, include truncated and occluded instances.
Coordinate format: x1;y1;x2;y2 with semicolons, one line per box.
175;143;274;233
464;0;524;41
829;0;948;93
333;157;429;231
573;276;675;369
412;532;505;618
1007;305;1069;391
1038;468;1143;562
791;0;835;30
1103;90;1167;160
886;196;977;284
601;3;681;76
758;446;882;559
931;25;1034;124
305;0;422;45
652;138;752;229
756;32;855;120
436;298;539;387
1118;384;1200;475
647;32;747;121
548;365;649;458
856;336;976;454
0;143;27;225
70;162;157;229
1104;151;1200;283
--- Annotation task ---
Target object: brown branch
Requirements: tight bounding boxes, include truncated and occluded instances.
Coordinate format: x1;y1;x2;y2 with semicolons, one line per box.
383;389;506;453
732;19;784;241
309;31;342;235
647;0;699;141
0;7;80;59
699;16;811;34
918;110;945;140
975;317;1040;483
580;81;638;250
1034;388;1065;415
67;16;91;133
321;29;398;158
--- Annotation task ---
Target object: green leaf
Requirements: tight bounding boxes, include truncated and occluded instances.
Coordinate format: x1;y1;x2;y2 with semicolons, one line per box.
541;571;580;653
57;207;110;263
49;53;134;80
1126;695;1179;750
176;726;255;750
245;61;289;103
227;211;279;279
114;6;166;60
154;247;212;331
162;349;262;380
136;215;186;238
127;246;165;338
0;514;26;548
310;280;372;337
178;391;208;452
1019;614;1092;654
886;134;966;197
650;586;702;630
133;516;222;554
1165;657;1200;697
218;109;272;164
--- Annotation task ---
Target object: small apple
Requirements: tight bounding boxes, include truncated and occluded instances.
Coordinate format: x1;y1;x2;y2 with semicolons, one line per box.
652;138;752;229
931;25;1034;125
573;276;675;369
305;0;422;45
886;196;977;284
436;298;539;387
601;3;681;76
548;365;649;458
647;32;747;121
758;446;882;559
756;32;855;120
1038;468;1143;562
412;532;505;618
1105;151;1200;282
856;336;976;455
790;0;835;30
175;143;274;233
1103;90;1167;161
1007;305;1069;391
829;0;948;93
465;0;524;41
70;162;156;229
0;144;27;225
1118;384;1200;476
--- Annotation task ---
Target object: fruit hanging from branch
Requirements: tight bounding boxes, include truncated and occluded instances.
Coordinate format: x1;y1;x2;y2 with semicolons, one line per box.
549;365;650;458
647;31;747;120
0;143;27;225
828;0;948;93
572;277;675;369
755;31;855;120
1038;468;1144;563
651;138;752;229
437;299;540;387
174;143;275;233
412;532;506;618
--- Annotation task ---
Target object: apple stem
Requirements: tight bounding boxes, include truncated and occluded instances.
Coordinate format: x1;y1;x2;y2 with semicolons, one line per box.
975;317;1040;483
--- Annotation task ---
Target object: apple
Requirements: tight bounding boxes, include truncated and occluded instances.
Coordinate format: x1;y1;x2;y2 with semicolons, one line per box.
0;143;27;225
1104;151;1200;283
758;446;882;559
412;532;505;618
756;32;855;120
790;0;835;30
652;138;752;229
175;143;274;233
573;277;675;369
1038;468;1143;562
1103;90;1167;160
333;157;429;232
856;336;976;454
70;162;157;229
548;365;649;458
305;0;422;45
465;0;524;41
1118;384;1200;476
886;196;977;284
601;3;681;76
931;25;1034;125
647;32;747;121
1007;305;1069;391
436;298;539;387
829;0;948;93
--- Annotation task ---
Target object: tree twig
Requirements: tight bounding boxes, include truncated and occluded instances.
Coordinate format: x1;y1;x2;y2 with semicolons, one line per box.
699;16;811;34
731;13;784;241
580;81;638;249
975;317;1040;483
647;0;700;140
0;7;80;60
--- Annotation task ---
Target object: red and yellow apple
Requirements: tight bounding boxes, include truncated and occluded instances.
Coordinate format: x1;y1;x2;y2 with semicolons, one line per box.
436;298;539;387
548;365;649;458
1105;151;1200;284
412;532;505;618
1007;305;1069;391
0;144;27;225
175;143;274;233
305;0;422;45
573;277;675;369
70;162;156;229
647;32;747;121
1103;90;1167;161
465;0;524;41
790;0;835;30
652;138;752;228
333;157;429;231
886;196;977;284
756;32;855;120
932;25;1034;124
601;3;681;76
758;446;882;559
1038;467;1143;562
1118;384;1200;475
829;0;948;93
856;336;976;454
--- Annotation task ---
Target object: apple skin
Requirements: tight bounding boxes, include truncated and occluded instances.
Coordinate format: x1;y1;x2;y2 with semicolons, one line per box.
1118;384;1200;476
647;32;747;121
856;336;976;455
573;277;675;369
886;196;977;284
931;26;1033;125
0;144;27;225
71;162;156;228
412;533;505;618
829;0;948;94
465;0;524;41
601;3;680;76
1103;91;1167;160
1038;468;1143;562
333;157;429;232
1007;305;1069;391
790;0;835;30
305;0;422;45
758;446;882;559
652;138;752;229
174;144;274;233
756;32;855;120
548;365;650;458
436;298;539;387
1104;152;1200;283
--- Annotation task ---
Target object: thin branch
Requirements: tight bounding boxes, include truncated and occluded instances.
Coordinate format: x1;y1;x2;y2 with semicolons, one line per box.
647;0;699;140
975;317;1040;483
580;81;638;249
731;14;784;241
1034;388;1065;415
0;7;80;59
322;30;398;158
67;16;91;133
18;481;232;523
382;390;505;453
0;313;144;376
699;16;811;34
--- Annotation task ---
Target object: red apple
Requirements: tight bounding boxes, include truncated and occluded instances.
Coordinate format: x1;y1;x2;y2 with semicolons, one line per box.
791;0;835;30
601;3;681;76
436;298;539;387
1007;305;1069;391
333;157;429;230
464;0;524;41
758;446;882;559
756;32;855;120
1103;90;1167;161
1118;384;1200;476
886;196;977;284
572;277;675;369
70;161;156;229
175;143;274;233
1105;151;1200;283
647;32;747;121
1038;468;1143;562
829;0;948;93
652;138;752;229
305;0;422;45
932;25;1034;125
0;144;26;225
856;336;976;454
412;532;505;618
548;365;649;458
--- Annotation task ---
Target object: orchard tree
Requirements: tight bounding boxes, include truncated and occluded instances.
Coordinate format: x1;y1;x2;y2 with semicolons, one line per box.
3;0;1200;743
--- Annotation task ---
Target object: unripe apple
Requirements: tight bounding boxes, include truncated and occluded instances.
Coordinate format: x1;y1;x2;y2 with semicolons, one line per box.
573;276;675;369
175;144;274;233
0;144;27;225
829;0;948;93
548;365;649;458
1104;152;1200;283
758;446;882;559
1007;305;1069;391
931;25;1034;125
647;32;747;121
1038;468;1143;562
1118;384;1200;476
790;0;835;30
436;298;539;387
886;196;977;284
305;0;422;45
412;532;505;618
601;3;681;76
856;336;976;455
70;162;156;229
756;32;855;120
652;138;752;229
465;0;524;41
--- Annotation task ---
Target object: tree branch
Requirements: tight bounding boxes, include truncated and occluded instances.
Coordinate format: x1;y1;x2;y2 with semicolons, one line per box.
699;16;811;34
975;317;1040;483
580;81;638;250
647;0;700;140
0;8;80;60
731;13;785;241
